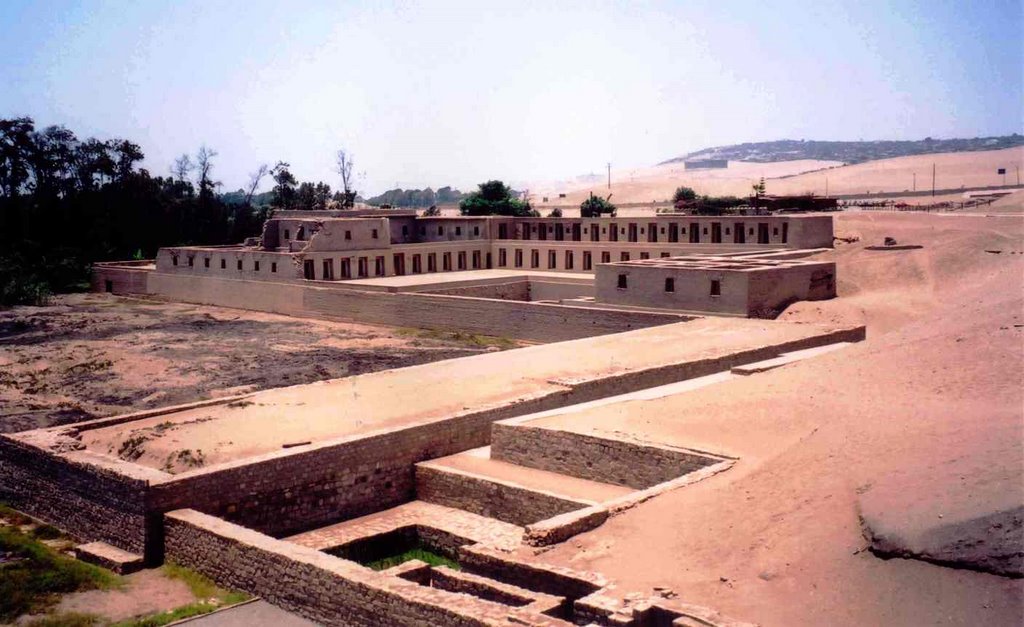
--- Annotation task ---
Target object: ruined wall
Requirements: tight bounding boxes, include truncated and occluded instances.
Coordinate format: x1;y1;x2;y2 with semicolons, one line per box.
91;263;152;295
0;437;152;555
490;423;723;489
163;510;564;627
147;273;685;343
746;262;837;314
415;463;591;526
423;280;530;301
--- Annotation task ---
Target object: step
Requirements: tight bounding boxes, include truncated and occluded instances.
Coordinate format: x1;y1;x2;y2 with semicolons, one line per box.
74;541;145;574
730;342;852;375
416;448;631;527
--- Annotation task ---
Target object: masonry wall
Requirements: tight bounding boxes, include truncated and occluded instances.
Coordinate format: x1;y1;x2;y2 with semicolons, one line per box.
0;437;151;555
147;273;686;342
415;464;591;526
155;248;301;281
746;262;837;315
595;265;750;315
490;423;723;489
163;509;564;627
424;280;530;301
91;263;151;295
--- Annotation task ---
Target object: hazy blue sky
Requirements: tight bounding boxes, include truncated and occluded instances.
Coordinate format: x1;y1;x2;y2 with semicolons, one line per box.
2;0;1021;195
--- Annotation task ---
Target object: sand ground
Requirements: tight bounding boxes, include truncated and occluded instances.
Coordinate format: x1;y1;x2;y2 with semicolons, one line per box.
530;212;1024;626
0;294;511;434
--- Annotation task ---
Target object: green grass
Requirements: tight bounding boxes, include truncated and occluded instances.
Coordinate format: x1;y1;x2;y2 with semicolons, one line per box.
26;612;102;627
365;547;461;571
397;327;518;350
110;601;227;627
0;525;121;621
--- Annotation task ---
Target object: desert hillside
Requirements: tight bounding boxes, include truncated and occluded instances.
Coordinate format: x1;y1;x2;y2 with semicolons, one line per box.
529;147;1023;206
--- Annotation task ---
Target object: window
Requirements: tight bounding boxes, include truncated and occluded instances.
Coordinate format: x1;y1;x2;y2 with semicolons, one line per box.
358;257;369;277
321;259;332;280
601;251;611;263
341;259;352;278
345;230;352;240
420;226;427;236
172;255;178;266
473;226;480;236
254;261;260;272
664;277;675;292
284;229;290;240
499;249;507;266
472;250;481;269
498;224;507;239
297;227;305;241
583;251;592;270
427;253;437;272
204;257;210;268
237;260;242;270
438;226;444;236
565;251;574;269
375;256;385;276
220;259;226;269
457;251;467;270
456;226;462;236
640;252;650;260
661;252;670;258
412;255;422;273
547;250;555;269
402;225;408;236
621;252;630;261
271;262;277;273
188;256;194;267
710;279;721;296
443;252;452;271
617;274;628;289
514;249;523;268
773;227;779;236
372;229;378;239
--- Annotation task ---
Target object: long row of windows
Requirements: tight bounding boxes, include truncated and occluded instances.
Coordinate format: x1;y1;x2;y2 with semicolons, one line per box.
495;248;672;271
309;249;488;280
497;221;787;244
172;255;277;273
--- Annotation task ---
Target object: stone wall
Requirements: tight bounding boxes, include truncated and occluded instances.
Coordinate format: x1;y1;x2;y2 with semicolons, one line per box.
0;437;151;556
490;424;725;489
415;463;591;526
91;263;152;295
147;273;686;343
423;279;530;301
163;509;569;626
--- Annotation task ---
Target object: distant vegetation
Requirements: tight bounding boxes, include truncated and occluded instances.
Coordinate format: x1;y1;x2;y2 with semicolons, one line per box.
661;134;1024;166
459;180;538;217
365;186;465;208
580;193;616;218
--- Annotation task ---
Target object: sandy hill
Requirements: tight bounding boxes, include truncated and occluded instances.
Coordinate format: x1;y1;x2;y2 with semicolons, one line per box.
535;212;1024;626
529;148;1023;206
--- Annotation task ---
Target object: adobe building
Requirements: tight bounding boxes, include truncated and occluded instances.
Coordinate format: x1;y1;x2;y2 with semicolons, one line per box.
95;211;837;320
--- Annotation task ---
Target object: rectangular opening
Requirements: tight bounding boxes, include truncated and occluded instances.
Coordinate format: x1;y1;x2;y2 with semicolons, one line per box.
601;251;611;263
456;226;462;236
532;250;540;269
341;258;352;278
457;251;467;270
271;262;277;273
204;257;210;268
782;222;789;244
565;250;574;270
372;229;379;239
514;249;523;268
394;253;406;276
758;223;770;244
187;257;194;267
734;222;746;244
443;252;452;271
303;260;315;280
220;259;226;269
328;527;462;571
498;224;508;239
498;249;507;267
412;255;421;274
617;273;628;289
375;256;385;276
358;257;369;277
583;251;592;270
648;223;658;242
284;229;290;240
620;252;630;261
345;230;352;240
322;259;333;280
590;224;600;242
640;252;650;260
427;253;437;273
668;223;679;243
689;222;699;243
474;226;480;236
711;222;722;243
472;250;481;269
628;223;638;242
254;260;260;272
547;250;556;269
237;260;242;270
664;277;675;292
710;279;721;296
104;280;113;293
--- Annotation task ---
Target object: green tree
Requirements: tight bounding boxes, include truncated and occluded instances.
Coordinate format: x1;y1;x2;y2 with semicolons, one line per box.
270;162;297;209
548;207;563;218
459;180;537;216
672;186;697;203
580;192;616;218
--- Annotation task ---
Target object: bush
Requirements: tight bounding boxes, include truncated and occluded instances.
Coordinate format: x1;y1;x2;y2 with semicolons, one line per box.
548;207;563;218
580;193;616;218
673;186;697;203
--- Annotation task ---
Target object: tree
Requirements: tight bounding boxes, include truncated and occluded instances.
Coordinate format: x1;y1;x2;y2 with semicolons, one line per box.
335;149;356;207
580;192;616;218
751;177;766;200
171;154;193;184
270;162;297;209
0;117;34;198
673;186;697;203
423;205;441;216
195;145;219;199
459;180;536;216
548;207;563;218
244;164;269;206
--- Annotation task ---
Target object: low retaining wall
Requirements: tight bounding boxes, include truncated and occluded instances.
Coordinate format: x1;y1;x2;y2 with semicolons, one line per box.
91;262;153;295
163;509;568;626
415;463;592;527
491;424;725;489
0;437;152;556
147;273;686;343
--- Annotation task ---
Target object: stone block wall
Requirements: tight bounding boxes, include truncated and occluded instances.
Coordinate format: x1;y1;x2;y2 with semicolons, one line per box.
490;424;725;489
91;263;152;295
415;463;592;527
0;437;150;555
163;509;569;627
423;279;530;301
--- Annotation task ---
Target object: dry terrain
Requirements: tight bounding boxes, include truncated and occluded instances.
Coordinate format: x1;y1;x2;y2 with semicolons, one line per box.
0;294;516;434
532;211;1024;626
526;147;1023;207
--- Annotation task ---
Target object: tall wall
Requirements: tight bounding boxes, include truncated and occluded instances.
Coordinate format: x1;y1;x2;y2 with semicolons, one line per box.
595;264;750;315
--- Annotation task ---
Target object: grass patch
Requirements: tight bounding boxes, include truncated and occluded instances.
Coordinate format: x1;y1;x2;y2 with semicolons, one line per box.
365;547;461;571
26;612;102;627
397;327;518;350
160;562;249;606
110;600;232;627
0;525;120;621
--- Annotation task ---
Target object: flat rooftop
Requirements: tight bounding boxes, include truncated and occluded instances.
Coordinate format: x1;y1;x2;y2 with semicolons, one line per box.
342;269;591;290
605;255;832;272
69;317;862;472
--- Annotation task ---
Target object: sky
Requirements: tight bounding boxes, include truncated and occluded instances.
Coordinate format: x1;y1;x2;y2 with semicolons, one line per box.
2;0;1022;196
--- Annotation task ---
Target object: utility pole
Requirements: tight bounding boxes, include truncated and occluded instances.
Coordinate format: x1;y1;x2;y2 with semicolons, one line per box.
913;172;916;192
607;163;611;189
931;163;936;197
825;177;828;197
